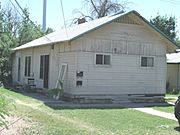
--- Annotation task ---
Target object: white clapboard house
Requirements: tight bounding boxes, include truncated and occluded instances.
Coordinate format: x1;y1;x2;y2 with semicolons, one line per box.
12;10;177;102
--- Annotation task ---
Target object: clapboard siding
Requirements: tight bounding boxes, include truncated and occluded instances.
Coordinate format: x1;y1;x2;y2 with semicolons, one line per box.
71;51;165;95
70;22;167;95
12;43;76;93
71;23;165;56
12;15;170;97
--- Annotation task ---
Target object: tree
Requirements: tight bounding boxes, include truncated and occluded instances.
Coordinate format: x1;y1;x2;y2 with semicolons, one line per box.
0;5;15;83
85;0;126;18
150;14;177;40
18;8;54;46
0;3;54;127
0;4;53;84
17;8;42;46
72;0;128;25
176;37;180;46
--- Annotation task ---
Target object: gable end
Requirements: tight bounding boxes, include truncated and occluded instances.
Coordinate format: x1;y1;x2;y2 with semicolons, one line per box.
114;15;140;25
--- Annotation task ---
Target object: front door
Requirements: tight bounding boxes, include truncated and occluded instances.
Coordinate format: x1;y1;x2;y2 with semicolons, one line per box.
40;55;49;88
43;55;49;88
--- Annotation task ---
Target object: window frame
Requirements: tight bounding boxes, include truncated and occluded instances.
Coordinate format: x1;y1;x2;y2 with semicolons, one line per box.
24;56;31;77
95;53;111;66
140;56;155;68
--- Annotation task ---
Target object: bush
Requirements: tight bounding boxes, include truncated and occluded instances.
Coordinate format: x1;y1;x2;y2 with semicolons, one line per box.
47;80;64;100
47;88;64;100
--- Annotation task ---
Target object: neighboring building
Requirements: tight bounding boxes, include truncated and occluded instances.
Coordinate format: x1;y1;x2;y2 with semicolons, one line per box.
12;11;177;102
166;53;180;90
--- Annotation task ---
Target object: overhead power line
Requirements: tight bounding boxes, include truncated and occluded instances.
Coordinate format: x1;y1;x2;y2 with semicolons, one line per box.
60;0;68;39
160;0;180;4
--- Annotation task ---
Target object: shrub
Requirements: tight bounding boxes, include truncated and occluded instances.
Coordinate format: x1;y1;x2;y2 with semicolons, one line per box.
47;88;64;100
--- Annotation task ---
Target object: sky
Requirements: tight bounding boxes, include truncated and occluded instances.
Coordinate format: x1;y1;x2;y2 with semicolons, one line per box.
1;0;180;36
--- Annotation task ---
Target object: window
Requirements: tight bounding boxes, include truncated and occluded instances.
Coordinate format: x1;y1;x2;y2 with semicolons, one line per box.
25;56;31;77
141;57;154;67
96;54;110;65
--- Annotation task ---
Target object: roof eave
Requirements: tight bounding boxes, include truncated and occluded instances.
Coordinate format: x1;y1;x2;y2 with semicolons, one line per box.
12;40;70;51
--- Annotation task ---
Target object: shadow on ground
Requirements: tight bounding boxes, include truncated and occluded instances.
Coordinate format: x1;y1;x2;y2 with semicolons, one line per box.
7;88;175;110
174;126;180;132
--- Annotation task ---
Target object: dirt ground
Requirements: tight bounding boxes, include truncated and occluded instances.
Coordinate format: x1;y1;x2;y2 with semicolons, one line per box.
0;115;30;135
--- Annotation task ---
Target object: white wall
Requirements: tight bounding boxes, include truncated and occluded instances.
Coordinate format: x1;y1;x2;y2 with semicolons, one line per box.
12;43;76;94
12;18;168;96
70;22;167;95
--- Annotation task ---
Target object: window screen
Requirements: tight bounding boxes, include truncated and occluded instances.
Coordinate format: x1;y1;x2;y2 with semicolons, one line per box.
96;54;110;65
96;54;103;64
25;56;31;77
141;57;154;67
104;55;110;65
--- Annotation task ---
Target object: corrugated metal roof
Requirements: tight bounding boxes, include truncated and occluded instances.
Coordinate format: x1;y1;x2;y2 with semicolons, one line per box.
167;53;180;63
13;10;178;51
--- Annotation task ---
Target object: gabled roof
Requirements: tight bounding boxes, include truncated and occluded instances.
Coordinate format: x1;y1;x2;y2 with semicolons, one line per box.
167;53;180;64
13;10;178;51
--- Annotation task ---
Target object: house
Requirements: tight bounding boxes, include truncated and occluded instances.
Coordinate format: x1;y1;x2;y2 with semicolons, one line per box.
12;10;177;102
166;52;180;90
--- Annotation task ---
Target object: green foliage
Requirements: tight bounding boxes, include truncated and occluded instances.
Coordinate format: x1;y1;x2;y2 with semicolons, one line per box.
2;87;180;135
17;8;42;46
0;7;15;84
47;80;64;99
0;94;9;127
166;89;180;95
175;37;180;47
47;88;60;97
153;106;174;114
150;14;177;40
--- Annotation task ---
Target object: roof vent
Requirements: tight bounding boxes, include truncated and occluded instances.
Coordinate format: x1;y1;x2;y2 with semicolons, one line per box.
78;18;86;24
